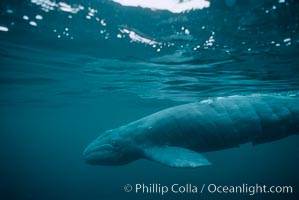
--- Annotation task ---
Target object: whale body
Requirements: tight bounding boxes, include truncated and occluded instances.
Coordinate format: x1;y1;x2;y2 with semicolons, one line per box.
83;95;299;168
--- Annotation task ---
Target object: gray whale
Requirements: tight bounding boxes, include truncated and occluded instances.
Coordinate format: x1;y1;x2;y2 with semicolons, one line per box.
83;95;299;168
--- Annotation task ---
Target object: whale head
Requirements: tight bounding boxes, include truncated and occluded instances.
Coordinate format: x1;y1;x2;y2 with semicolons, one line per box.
83;128;140;166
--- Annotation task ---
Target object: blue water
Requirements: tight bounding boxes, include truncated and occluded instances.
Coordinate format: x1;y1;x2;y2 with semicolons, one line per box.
0;0;299;199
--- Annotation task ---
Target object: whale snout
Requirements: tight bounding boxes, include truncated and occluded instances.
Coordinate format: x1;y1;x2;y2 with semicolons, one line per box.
83;144;114;157
83;128;141;166
83;143;114;165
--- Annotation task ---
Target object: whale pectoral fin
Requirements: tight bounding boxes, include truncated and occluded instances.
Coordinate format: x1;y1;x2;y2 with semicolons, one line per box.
144;146;211;168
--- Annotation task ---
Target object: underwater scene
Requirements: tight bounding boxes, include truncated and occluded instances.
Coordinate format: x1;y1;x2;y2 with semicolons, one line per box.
0;0;299;199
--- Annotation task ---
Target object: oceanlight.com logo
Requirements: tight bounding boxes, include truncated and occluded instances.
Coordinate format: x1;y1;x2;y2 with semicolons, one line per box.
123;183;293;196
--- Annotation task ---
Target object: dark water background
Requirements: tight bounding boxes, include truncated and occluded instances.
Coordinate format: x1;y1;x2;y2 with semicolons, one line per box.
0;0;299;199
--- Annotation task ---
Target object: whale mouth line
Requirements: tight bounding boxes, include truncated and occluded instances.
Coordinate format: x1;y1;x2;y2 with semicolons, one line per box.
83;144;114;157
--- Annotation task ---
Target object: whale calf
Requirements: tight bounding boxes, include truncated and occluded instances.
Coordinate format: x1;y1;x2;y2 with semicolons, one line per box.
83;95;299;168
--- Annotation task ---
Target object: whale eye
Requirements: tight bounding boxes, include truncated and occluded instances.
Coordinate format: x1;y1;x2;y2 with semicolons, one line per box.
111;139;121;148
